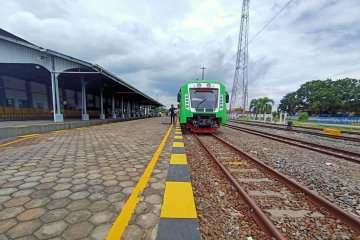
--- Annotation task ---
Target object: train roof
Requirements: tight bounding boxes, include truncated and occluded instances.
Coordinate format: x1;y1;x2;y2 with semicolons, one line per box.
180;79;225;86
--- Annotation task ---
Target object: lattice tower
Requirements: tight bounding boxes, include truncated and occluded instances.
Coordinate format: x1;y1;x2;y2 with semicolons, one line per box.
229;0;250;114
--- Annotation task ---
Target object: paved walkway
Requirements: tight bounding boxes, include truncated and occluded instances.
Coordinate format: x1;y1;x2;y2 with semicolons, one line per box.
0;118;173;239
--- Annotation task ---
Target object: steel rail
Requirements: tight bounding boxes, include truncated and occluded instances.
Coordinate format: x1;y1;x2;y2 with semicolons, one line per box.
195;134;286;240
234;120;360;136
226;124;360;164
229;120;360;142
210;134;360;235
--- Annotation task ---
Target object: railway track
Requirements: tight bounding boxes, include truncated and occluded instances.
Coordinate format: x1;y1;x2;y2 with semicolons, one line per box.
225;124;360;164
229;120;360;142
195;134;360;239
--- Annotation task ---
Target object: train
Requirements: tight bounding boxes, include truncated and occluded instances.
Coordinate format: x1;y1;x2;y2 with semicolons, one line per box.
177;80;228;133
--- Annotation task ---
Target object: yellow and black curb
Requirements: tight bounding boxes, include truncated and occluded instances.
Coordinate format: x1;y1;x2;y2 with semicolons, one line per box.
157;125;201;240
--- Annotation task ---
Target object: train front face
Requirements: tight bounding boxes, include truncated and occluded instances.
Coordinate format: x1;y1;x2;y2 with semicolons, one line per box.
179;81;227;133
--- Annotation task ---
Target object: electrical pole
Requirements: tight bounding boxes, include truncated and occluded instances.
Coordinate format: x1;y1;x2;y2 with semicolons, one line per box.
230;0;250;116
200;66;206;80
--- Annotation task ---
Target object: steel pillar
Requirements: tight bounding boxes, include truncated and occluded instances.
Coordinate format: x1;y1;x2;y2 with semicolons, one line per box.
127;100;131;118
81;77;89;120
52;72;63;122
121;97;124;118
132;103;136;117
111;94;116;118
100;83;105;119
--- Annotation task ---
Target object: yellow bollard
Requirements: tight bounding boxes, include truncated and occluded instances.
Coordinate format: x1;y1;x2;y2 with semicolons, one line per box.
323;128;341;136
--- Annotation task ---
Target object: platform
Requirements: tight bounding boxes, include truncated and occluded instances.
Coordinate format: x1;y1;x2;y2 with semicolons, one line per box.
0;118;200;239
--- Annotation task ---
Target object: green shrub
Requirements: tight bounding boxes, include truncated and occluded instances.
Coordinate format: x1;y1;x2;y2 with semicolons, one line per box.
298;112;309;121
273;116;279;123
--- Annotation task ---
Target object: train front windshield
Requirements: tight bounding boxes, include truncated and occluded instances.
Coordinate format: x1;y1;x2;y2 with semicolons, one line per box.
190;88;218;109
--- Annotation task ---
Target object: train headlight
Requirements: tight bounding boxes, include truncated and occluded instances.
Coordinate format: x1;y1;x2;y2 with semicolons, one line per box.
206;83;211;88
197;83;202;88
185;94;190;109
220;95;224;110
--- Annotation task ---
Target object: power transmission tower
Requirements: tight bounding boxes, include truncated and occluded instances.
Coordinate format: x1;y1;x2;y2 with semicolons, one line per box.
230;0;250;115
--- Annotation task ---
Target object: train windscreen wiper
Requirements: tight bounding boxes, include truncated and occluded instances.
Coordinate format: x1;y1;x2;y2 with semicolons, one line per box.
196;99;207;108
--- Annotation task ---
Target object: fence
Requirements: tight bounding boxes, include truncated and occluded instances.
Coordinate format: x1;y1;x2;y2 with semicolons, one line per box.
314;117;360;125
0;107;101;120
287;115;360;124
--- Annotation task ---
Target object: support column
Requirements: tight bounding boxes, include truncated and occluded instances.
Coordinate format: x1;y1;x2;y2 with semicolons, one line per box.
279;111;283;124
52;73;63;122
81;77;89;120
284;112;287;123
100;83;105;119
132;102;136;118
121;97;124;118
136;104;139;117
127;100;131;118
111;94;116;118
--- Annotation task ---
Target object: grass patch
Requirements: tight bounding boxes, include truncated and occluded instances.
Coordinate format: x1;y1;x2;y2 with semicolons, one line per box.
289;120;360;133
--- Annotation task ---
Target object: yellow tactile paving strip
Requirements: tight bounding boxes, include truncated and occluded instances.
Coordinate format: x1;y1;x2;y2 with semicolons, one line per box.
160;182;197;218
170;154;188;165
157;125;200;239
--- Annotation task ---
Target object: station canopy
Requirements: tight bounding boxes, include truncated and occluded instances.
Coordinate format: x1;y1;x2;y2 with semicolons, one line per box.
0;28;163;107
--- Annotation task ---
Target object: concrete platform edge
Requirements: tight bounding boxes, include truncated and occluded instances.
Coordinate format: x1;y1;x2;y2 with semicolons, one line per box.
0;117;144;140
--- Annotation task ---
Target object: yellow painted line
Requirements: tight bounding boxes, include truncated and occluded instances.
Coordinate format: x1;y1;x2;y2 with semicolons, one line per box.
18;134;42;138
173;142;184;148
228;161;242;165
106;125;173;240
170;154;187;164
9;125;28;128
0;137;32;147
175;131;182;135
52;130;69;133
174;135;183;140
160;181;197;218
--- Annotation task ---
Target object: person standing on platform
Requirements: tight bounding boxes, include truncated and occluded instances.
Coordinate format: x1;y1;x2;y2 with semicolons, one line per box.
169;104;176;125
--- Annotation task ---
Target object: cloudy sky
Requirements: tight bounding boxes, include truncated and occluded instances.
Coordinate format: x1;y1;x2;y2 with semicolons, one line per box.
1;0;360;108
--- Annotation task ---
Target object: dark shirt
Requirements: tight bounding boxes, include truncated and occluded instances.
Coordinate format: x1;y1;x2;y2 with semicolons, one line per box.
169;107;175;116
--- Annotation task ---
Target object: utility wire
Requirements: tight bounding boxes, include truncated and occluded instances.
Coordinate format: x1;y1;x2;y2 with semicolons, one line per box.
249;0;296;43
211;0;296;79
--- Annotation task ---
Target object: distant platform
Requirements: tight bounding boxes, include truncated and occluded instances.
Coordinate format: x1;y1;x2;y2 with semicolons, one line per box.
0;117;145;140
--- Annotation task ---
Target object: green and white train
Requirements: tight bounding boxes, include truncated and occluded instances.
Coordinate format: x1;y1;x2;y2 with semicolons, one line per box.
177;80;228;133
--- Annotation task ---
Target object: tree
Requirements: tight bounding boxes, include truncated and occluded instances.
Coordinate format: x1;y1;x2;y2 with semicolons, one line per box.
278;78;360;115
278;92;297;115
250;97;274;120
258;97;274;120
250;98;261;119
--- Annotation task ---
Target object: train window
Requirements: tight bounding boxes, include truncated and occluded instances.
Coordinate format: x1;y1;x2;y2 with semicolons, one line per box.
189;88;218;109
226;92;229;103
177;91;181;102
